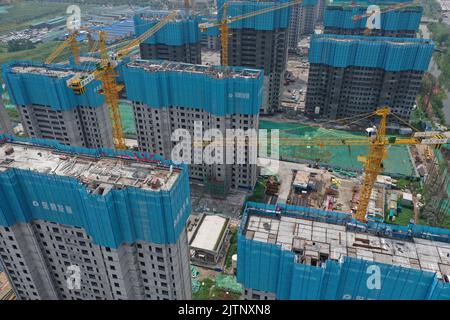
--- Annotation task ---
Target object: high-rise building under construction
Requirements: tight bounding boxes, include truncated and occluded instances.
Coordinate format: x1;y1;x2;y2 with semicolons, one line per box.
323;2;422;37
2;61;114;149
218;0;290;114
238;203;450;300
134;11;202;64
123;60;263;193
0;135;192;300
305;34;433;121
288;0;319;52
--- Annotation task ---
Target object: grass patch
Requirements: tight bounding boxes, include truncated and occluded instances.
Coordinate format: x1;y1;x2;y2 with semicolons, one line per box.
395;207;414;226
246;178;266;203
192;278;214;300
6;108;19;123
225;227;238;270
210;286;241;300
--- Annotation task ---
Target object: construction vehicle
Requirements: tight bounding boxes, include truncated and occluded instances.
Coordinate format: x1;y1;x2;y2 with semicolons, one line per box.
66;11;177;149
199;0;302;66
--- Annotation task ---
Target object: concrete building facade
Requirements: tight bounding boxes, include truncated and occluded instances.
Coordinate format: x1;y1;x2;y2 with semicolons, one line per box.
219;0;290;114
305;35;434;121
123;60;264;192
3;62;114;149
0;138;192;300
135;12;202;64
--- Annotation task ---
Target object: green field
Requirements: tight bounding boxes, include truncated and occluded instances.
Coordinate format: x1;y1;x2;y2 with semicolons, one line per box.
0;2;67;34
259;120;416;177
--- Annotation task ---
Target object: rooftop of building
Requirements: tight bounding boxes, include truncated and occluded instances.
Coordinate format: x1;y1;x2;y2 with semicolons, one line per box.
9;65;85;79
5;61;91;79
126;59;262;79
0;141;181;193
242;204;450;280
189;214;230;253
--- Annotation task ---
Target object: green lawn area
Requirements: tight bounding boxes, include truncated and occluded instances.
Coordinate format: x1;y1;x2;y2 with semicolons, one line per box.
395;207;414;226
192;278;215;300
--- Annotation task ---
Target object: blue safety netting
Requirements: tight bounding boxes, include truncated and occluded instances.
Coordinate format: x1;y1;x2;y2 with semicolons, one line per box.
123;60;263;116
237;203;450;299
0;134;192;248
217;0;291;30
134;12;200;46
324;5;422;31
309;34;434;72
2;60;104;110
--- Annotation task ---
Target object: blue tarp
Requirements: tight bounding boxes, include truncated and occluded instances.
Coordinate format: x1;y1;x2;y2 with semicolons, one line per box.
309;34;434;72
0;134;192;248
237;203;450;299
123;60;263;116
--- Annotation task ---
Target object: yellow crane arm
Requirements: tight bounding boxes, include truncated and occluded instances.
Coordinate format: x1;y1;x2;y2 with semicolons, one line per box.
45;32;79;64
199;0;302;31
352;2;416;22
116;11;177;59
68;10;178;92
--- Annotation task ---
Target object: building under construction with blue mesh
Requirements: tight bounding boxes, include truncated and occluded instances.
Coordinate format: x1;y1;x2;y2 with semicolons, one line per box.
305;34;434;121
218;0;291;114
0;134;192;300
134;10;201;64
238;202;450;300
123;59;263;194
2;61;114;149
324;2;423;37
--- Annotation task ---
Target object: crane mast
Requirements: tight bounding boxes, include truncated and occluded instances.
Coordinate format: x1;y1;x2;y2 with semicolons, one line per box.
66;11;177;150
355;108;389;222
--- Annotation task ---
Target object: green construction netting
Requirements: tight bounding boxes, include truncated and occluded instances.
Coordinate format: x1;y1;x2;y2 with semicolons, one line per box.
214;274;243;294
259;120;416;178
119;102;136;136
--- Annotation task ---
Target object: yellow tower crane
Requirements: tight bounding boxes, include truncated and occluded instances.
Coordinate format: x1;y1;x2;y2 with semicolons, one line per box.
45;32;80;65
277;107;449;222
199;0;303;66
196;107;448;222
66;11;178;149
45;27;98;65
